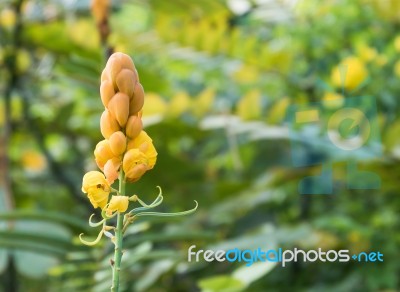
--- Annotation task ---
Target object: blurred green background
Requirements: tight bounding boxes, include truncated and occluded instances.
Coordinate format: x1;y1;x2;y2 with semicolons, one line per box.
1;0;400;291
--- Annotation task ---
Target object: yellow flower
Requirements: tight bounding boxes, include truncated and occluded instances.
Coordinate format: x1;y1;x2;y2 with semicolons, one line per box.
375;54;388;67
82;171;110;209
126;131;157;169
123;149;149;182
394;60;400;78
106;195;129;215
395;35;400;52
322;92;344;109
357;45;377;62
331;56;368;91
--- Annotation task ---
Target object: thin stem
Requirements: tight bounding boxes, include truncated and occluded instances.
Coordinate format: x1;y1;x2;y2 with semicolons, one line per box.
111;171;126;292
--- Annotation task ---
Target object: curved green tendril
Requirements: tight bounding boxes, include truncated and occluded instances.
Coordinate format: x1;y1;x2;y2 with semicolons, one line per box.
88;214;106;227
137;186;163;207
134;200;198;218
128;187;164;215
130;195;164;214
79;229;105;246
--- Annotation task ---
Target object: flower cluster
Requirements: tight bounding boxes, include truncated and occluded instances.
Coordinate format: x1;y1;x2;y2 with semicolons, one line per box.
82;52;157;215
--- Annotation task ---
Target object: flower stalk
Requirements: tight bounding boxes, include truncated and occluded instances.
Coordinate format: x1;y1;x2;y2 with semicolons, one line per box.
111;171;125;292
79;52;197;292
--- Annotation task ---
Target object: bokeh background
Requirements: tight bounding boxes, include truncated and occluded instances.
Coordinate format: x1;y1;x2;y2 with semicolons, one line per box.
1;0;400;291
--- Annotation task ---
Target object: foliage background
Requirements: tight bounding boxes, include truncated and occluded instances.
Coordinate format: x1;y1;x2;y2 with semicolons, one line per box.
0;0;400;291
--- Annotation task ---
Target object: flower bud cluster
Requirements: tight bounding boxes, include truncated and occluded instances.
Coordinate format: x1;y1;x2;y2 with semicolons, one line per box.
82;52;157;212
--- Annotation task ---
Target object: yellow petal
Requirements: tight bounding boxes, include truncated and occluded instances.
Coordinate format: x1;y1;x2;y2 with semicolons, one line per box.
126;131;157;168
123;149;148;182
106;195;129;215
331;56;367;91
82;171;110;209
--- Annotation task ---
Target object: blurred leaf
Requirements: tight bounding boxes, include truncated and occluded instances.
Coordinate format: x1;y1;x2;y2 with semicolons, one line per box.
236;90;262;120
232;261;276;287
198;275;245;292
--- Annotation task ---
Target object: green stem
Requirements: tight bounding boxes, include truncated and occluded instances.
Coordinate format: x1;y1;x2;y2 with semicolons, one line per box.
111;171;126;292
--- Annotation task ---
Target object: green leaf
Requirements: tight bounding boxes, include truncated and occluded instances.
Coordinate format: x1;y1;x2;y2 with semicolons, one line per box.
198;275;245;292
232;261;276;287
14;251;59;279
0;211;89;232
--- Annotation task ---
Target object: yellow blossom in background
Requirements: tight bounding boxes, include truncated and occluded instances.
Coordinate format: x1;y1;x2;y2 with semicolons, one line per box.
394;60;400;77
141;93;167;117
168;91;191;117
0;8;16;29
331;56;368;91
314;230;340;250
106;196;129;216
0;100;4;127
394;35;400;52
375;54;388;67
191;88;215;117
232;64;259;84
267;97;290;124
82;171;111;209
357;45;377;62
322;92;345;108
236;89;262;120
67;19;99;50
21;150;47;173
347;231;370;254
16;49;31;74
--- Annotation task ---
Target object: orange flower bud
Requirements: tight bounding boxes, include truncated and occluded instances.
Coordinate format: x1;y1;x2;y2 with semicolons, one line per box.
104;157;121;184
100;109;120;138
100;79;115;107
105;57;122;88
115;53;136;71
90;0;110;24
94;139;114;170
109;131;127;156
104;53;136;87
116;69;137;98
101;68;109;83
108;92;129;127
129;83;145;115
125;115;143;139
123;149;148;182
